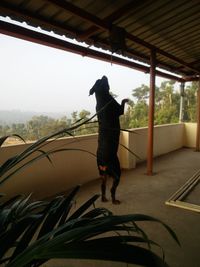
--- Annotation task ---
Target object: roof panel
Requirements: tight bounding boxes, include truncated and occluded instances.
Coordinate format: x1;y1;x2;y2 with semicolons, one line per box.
0;0;199;80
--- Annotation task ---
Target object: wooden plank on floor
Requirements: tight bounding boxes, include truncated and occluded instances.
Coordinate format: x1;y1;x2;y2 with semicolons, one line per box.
165;169;200;213
166;200;200;213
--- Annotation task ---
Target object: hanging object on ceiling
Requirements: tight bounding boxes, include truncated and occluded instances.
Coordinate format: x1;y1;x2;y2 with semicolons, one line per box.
109;25;126;55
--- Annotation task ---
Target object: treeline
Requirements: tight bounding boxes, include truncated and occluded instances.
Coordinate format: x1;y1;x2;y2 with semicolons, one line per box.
0;81;198;142
0;109;97;141
120;80;198;129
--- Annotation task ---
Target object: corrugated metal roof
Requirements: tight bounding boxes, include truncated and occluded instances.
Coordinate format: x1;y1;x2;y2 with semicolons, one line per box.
0;0;200;81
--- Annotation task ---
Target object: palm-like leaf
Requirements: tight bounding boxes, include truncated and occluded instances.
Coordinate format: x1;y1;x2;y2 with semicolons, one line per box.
0;135;26;147
0;104;180;266
0;186;180;267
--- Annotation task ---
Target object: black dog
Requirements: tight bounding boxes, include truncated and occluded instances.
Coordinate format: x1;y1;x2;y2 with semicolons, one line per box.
89;76;128;204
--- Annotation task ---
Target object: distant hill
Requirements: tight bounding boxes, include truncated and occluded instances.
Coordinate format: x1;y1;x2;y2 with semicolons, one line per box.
0;110;70;125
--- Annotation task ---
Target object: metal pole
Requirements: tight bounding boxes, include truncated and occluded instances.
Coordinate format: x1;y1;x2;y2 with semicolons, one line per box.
179;82;185;122
147;50;156;175
195;78;200;151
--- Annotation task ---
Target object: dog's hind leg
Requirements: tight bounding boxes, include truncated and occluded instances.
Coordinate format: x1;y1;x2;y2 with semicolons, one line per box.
101;175;108;202
111;178;120;205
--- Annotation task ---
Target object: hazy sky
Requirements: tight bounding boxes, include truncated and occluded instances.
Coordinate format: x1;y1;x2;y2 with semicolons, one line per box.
0;22;167;116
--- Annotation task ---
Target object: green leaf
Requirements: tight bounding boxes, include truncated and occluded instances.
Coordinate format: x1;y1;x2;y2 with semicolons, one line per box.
124;214;181;247
36;196;65;239
10;214;46;260
7;239;169;267
67;194;100;221
36;187;79;240
0;195;22;209
0;156;19;176
58;185;81;226
0;215;41;259
0;135;25;147
82;207;112;219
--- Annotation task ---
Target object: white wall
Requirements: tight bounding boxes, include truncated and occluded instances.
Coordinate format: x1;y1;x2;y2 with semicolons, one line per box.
120;123;184;168
0;134;99;199
0;123;196;199
183;123;197;148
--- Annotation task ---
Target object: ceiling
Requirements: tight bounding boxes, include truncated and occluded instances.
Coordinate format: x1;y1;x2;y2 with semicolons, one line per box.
0;0;200;82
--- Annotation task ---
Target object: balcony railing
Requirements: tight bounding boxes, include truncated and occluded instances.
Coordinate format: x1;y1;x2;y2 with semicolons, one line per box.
0;122;197;199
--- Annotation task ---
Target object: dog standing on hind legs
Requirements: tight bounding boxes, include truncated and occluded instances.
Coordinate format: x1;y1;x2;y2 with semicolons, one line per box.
89;76;128;204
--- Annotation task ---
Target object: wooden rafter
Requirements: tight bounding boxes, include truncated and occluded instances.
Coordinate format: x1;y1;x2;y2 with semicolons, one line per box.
0;1;199;78
1;1;199;79
0;2;78;36
47;0;200;74
79;0;149;40
0;20;185;83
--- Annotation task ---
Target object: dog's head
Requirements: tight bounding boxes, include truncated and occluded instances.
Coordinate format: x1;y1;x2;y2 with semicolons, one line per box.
89;76;110;96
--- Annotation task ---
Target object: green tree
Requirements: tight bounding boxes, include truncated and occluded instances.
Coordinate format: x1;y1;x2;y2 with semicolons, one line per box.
79;109;91;120
123;81;181;128
184;82;198;122
71;111;78;123
127;85;150;128
26;116;69;140
129;101;149;128
120;102;134;129
1;81;198;142
77;109;97;135
132;84;149;102
155;81;179;125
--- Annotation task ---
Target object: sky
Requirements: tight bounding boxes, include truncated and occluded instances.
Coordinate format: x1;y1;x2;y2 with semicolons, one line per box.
0;20;167;116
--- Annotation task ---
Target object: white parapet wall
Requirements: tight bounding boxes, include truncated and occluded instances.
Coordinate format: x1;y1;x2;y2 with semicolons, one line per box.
0;134;99;200
183;123;197;148
0;123;196;199
119;123;185;168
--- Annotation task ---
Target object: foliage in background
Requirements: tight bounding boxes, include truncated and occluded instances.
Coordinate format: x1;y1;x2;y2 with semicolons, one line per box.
0;81;198;143
184;82;198;121
120;81;198;129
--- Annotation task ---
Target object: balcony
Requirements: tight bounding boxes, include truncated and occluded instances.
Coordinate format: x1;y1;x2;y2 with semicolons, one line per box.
0;122;200;267
67;147;200;267
0;122;197;199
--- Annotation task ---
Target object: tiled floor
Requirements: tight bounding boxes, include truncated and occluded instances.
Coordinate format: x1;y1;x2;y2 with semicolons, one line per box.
45;148;200;267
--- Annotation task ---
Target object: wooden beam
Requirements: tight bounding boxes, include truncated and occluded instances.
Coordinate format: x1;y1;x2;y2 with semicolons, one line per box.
0;2;78;36
165;200;200;213
0;2;197;77
166;169;200;201
184;76;200;82
126;33;200;74
0;20;185;83
47;0;108;30
79;0;148;39
46;0;200;74
165;168;200;213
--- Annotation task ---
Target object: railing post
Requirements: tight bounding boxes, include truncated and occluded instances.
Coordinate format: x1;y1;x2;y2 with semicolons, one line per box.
147;49;156;175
